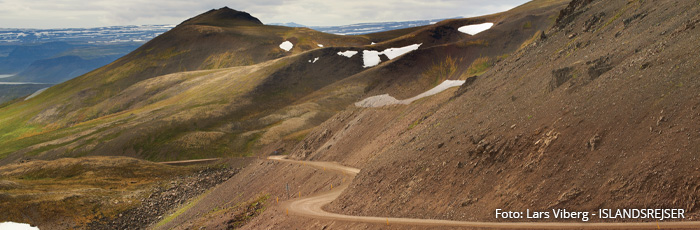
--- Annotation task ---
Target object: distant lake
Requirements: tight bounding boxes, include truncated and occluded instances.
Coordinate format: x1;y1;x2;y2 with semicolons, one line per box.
0;82;46;85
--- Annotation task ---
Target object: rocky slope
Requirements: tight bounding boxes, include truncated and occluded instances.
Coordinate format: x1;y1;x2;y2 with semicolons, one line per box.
279;0;700;224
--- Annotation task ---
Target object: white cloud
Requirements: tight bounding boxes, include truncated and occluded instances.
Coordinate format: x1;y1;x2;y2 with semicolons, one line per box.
0;0;528;29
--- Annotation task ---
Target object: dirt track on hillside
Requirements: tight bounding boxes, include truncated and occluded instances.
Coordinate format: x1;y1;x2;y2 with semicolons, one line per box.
270;156;700;229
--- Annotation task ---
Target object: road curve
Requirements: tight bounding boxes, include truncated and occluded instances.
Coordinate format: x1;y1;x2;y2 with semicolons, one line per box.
160;158;221;166
268;155;700;229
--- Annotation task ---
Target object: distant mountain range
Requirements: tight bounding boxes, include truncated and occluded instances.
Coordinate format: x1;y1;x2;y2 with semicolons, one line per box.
270;18;459;35
0;25;175;45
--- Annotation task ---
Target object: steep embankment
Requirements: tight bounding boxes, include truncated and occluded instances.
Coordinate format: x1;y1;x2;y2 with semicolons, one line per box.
279;156;699;229
282;0;700;224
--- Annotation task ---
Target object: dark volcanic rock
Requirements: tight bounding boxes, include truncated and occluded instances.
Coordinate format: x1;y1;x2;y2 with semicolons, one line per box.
85;166;240;230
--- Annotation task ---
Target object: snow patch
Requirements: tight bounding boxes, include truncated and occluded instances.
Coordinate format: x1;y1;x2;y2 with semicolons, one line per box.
25;87;49;101
362;43;422;68
362;50;382;68
355;80;465;107
407;80;464;102
382;44;421;60
354;94;401;108
337;50;358;58
308;57;320;63
0;222;39;230
371;42;376;45
317;44;324;47
458;22;493;35
279;41;293;51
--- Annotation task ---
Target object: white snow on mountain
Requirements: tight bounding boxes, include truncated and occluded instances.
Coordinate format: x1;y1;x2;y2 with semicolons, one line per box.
279;41;293;51
362;50;382;68
362;43;422;68
337;50;358;58
458;22;493;35
355;80;466;107
382;43;421;59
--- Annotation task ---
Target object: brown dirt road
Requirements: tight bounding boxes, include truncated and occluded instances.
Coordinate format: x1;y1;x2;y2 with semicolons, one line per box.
269;156;700;229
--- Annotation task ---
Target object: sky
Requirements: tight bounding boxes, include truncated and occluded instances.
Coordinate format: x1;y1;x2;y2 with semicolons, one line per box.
0;0;530;29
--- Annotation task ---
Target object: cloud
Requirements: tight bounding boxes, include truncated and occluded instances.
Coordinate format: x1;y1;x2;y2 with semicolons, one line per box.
0;0;528;28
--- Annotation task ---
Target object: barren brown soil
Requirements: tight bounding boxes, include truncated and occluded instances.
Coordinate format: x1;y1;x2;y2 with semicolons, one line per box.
284;0;700;225
278;156;700;229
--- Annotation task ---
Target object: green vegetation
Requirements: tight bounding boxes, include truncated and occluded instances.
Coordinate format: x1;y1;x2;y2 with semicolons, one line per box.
408;110;436;130
155;189;213;228
520;30;543;50
457;39;489;48
408;119;423;130
285;129;312;142
599;1;639;31
423;56;459;86
225;195;270;229
523;21;533;29
0;157;189;226
243;132;263;156
466;57;493;76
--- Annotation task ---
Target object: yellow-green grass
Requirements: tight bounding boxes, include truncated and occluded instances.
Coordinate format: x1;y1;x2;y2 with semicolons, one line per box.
154;188;214;228
0;156;192;227
466;57;493;76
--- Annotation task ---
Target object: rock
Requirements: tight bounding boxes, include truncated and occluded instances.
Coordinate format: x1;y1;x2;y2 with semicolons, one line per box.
437;143;445;148
657;116;666;126
583;12;605;32
461;198;479;207
86;167;240;229
587;134;601;151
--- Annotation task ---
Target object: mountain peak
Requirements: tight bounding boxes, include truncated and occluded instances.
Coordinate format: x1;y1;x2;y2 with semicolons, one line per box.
180;7;263;27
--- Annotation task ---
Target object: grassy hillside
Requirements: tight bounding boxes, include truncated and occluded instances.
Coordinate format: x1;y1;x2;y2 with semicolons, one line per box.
0;1;567;165
0;9;372;163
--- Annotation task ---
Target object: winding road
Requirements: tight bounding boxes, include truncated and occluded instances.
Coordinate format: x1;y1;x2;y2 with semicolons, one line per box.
268;155;700;229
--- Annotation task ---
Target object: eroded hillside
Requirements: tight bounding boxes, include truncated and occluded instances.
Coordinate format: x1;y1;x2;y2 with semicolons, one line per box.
284;0;700;224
